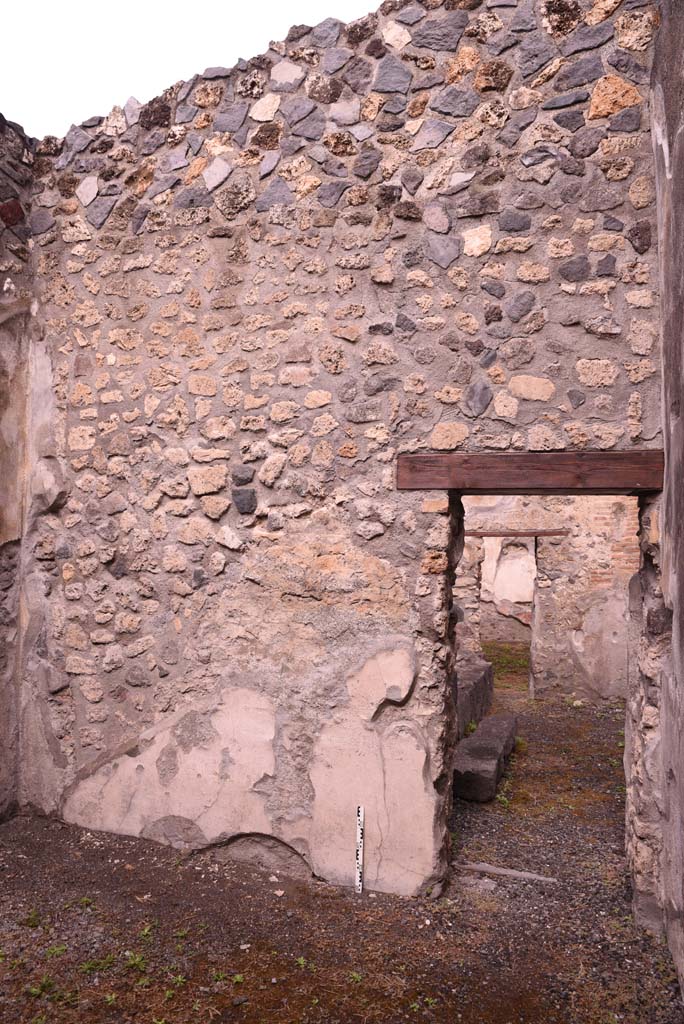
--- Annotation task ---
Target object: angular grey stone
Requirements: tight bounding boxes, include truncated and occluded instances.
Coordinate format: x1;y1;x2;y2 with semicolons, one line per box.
517;36;557;78
455;192;501;218
173;187;210;209
124;96;142;127
259;151;281;178
330;98;360;126
559;255;591;282
498;107;537;146
424;202;450;234
555;53;604;91
141;130;166;155
177;77;196;103
131;204;150;234
350;124;374;142
353;146;382;179
511;5;537;32
604;214;624;232
374;55;412;94
520;145;558;167
554;110;585;132
176;104;198;124
611;106;641;133
214;102;249;133
561;22;614;56
323;47;353;74
627;220;652;255
202;157;232;192
85;196;118;228
162;146;189;173
607;48;649;84
232;488;257;515
293;108;326;140
401;165;424;195
396;4;425;25
488;31;519;56
542;90;589;110
255;176;294;212
203;66;231;79
499;208;531;232
482;280;506;300
147;175;181;200
411;118;455;151
55;125;92;169
569;127;606;159
578;183;625;213
29;209;55;235
424;231;462;269
430;86;479;118
342;57;374;93
506;290;535;322
463;380;493;417
317;181;352;207
597;253;616;276
383;95;407;115
281;97;316;126
312;17;342;47
568;389;586;409
410;12;469;51
281;138;305;156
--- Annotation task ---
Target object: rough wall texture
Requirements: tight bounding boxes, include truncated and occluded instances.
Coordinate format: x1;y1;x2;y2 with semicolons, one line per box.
460;494;640;700
0;116;35;818
0;0;664;897
649;0;684;984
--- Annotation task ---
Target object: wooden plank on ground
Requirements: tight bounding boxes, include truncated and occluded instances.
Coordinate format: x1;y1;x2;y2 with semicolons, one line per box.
396;450;664;494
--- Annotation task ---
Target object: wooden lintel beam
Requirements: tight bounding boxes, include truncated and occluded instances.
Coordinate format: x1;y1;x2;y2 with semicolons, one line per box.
466;530;570;538
396;450;664;495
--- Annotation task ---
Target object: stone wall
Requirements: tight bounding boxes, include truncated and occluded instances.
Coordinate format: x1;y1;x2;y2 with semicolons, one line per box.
460;493;640;700
0;0;663;896
648;0;684;985
0;116;35;818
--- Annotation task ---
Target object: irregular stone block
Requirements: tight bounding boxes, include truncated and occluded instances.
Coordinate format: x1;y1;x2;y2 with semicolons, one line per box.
453;713;518;802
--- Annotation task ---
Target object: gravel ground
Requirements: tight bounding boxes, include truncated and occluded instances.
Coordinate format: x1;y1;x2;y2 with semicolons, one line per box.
0;648;680;1023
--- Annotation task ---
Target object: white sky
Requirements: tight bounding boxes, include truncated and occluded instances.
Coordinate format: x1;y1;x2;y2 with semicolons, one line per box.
2;0;374;140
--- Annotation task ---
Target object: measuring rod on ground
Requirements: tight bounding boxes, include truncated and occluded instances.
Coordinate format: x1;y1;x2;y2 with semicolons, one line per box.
355;805;365;894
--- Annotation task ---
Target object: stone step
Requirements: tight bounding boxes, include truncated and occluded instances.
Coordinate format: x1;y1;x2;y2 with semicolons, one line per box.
454;654;494;739
452;713;519;803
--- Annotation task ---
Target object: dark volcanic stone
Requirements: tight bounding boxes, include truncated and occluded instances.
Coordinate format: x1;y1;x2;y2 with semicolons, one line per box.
293;108;326;140
374;55;411;93
232;488;257;515
481;279;506;299
517;36;558;78
255;176;294;212
627;219;652;254
560;22;613;56
611;106;642;133
559;255;591;282
463;380;493;416
214;102;249;133
578;183;624;212
597;253;617;276
499;208;531;232
568;389;586;408
569;127;606;158
607;48;649;84
555;53;604;90
139;97;171;130
353;146;382;179
411;11;469;50
317;181;352;207
425;232;463;269
430;86;479;118
506;291;536;322
86;196;118;228
542;90;589;110
554;110;585;132
401;165;424;194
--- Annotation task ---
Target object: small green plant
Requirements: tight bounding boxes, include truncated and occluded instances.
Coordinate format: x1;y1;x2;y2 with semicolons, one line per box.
465;720;478;736
139;922;154;939
213;970;228;982
124;951;147;973
78;897;94;908
26;975;54;998
164;989;175;1002
496;792;510;808
46;944;67;959
170;973;187;988
232;973;245;985
80;954;115;974
30;1016;47;1024
425;996;438;1008
349;971;363;984
104;993;116;1006
173;926;189;939
296;956;307;968
24;908;41;928
514;736;528;755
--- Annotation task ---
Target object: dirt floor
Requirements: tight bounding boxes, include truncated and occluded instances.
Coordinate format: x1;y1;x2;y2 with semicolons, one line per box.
0;643;681;1024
